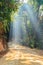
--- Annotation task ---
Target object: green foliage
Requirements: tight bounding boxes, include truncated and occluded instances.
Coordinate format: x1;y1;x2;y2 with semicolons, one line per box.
0;0;19;30
27;0;43;49
20;0;43;49
0;0;19;40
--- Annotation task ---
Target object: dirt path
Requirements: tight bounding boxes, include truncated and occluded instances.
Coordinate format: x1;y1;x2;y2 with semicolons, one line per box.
0;44;43;65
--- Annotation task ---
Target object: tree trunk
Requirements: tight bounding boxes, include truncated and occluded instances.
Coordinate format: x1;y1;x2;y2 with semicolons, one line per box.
0;22;8;53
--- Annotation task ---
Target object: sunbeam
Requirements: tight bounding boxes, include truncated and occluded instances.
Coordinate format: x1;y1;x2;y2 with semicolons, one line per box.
9;3;43;49
0;1;43;65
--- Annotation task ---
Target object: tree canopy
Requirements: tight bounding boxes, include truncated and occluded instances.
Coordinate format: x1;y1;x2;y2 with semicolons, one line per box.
0;0;19;21
0;0;19;33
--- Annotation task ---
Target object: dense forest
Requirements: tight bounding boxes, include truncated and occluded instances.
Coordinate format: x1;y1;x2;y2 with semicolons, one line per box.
0;0;43;52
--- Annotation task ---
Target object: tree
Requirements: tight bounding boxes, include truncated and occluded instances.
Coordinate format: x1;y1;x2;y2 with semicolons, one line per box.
0;0;19;51
0;0;19;40
28;0;43;49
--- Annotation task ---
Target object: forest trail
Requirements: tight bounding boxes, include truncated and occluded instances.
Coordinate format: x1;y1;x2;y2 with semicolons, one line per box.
0;43;43;65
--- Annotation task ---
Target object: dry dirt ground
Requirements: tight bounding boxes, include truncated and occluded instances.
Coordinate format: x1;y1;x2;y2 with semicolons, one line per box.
0;44;43;65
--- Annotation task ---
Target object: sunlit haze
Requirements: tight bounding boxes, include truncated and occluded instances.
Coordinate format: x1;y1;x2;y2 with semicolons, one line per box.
20;0;28;3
